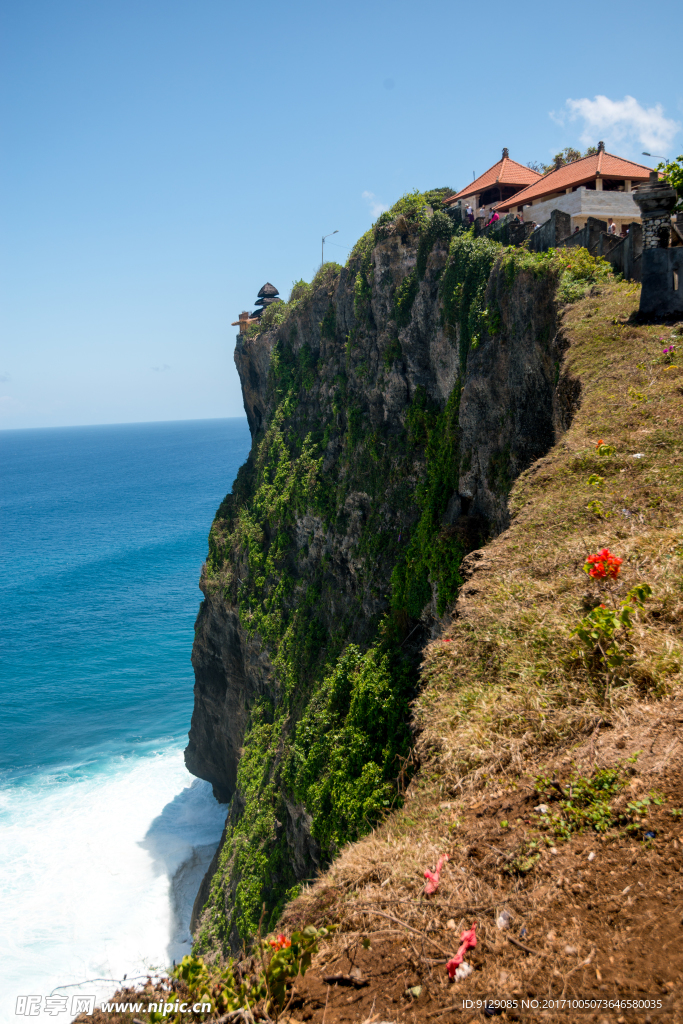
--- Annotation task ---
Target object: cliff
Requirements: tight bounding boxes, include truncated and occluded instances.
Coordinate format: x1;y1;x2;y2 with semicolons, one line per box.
184;192;592;955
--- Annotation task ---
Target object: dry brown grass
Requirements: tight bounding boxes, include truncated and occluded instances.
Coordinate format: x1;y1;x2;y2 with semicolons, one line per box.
275;279;683;1019
89;281;683;1023
413;279;683;796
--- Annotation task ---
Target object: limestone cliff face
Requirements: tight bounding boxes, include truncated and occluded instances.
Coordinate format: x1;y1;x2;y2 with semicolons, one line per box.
186;602;274;804
184;210;581;953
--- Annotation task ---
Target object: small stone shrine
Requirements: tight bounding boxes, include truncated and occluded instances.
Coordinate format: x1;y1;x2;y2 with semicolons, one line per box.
253;282;281;319
231;283;281;334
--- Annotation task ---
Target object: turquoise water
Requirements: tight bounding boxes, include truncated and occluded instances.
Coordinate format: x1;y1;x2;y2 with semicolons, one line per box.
0;419;250;1019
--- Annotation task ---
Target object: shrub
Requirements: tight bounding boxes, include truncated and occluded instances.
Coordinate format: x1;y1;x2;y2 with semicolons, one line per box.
394;270;419;327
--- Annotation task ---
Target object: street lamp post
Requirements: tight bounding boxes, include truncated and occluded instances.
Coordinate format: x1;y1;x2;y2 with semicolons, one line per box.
642;151;668;163
322;230;338;266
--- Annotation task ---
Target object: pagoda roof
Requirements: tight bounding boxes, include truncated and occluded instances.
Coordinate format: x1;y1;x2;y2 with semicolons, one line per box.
444;150;542;205
495;150;655;211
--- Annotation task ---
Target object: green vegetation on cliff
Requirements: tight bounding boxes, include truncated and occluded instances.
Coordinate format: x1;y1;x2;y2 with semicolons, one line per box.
193;190;614;958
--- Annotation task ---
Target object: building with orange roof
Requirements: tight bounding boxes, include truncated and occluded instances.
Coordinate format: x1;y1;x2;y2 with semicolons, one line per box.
495;142;654;234
443;148;541;219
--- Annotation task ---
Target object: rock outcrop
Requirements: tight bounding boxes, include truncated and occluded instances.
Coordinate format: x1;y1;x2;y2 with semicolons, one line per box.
184;200;581;955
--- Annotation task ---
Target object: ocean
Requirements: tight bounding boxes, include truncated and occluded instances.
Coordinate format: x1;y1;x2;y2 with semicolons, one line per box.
0;418;251;1021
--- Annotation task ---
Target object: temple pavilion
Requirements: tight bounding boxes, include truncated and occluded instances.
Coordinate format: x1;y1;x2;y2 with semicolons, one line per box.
495;143;655;233
443;148;542;218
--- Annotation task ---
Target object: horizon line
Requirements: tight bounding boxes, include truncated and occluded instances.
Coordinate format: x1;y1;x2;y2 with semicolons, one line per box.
0;415;248;434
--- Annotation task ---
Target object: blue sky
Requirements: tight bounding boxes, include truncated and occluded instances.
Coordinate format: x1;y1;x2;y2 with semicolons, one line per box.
1;0;681;429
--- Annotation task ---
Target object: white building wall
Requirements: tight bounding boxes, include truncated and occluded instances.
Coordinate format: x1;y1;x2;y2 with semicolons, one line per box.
520;188;641;230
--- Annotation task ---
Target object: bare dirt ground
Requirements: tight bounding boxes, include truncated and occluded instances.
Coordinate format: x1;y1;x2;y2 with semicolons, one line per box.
278;701;683;1023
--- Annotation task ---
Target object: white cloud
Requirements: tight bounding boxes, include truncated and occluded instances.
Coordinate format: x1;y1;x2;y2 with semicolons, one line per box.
362;190;389;218
555;95;680;156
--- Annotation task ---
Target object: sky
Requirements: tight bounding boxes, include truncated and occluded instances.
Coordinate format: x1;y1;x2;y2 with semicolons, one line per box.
1;0;681;429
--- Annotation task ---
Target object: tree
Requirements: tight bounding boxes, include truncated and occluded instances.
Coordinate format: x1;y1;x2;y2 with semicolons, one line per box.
527;146;598;176
657;155;683;212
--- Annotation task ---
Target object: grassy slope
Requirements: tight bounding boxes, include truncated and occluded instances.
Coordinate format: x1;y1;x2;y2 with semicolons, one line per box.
89;278;683;1024
278;277;683;1017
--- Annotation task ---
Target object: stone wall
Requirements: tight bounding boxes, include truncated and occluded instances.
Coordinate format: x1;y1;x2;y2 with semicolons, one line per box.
639;247;683;316
479;216;534;246
528;209;571;252
598;223;643;281
642;214;672;250
558;217;607;255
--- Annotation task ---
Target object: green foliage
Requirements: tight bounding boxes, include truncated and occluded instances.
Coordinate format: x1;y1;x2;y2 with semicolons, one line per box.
488;444;511;494
288;645;413;855
534;766;663;842
346;405;364;449
534;767;623;840
377;188;454;227
168;925;329;1020
289;278;312;302
320;302;336;340
353;269;373;320
571;584;653;696
247;265;343;339
383;336;402;369
657;154;683;212
498;244;612;306
440;233;502;369
375;189;431;229
393;270;418;327
528;145;597;175
416;210;454;279
503;838;541;876
198;192;497;955
262;926;330;1008
391;386;465;616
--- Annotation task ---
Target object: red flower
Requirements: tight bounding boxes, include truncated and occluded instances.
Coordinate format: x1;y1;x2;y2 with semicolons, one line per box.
595;439;604;450
269;933;291;950
446;921;478;979
424;853;449;895
584;548;622;580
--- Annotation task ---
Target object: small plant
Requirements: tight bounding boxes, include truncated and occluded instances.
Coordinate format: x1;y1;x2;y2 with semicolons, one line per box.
534;767;623;840
595;439;617;458
622;791;666;835
167;924;332;1020
662;344;676;364
503;838;541;875
587;474;605;488
533;769;663;841
571;582;652;700
261;925;330;1009
586;499;607;519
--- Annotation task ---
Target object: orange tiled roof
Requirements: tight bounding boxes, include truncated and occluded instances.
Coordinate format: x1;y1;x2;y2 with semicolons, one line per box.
444;150;542;204
495;150;654;211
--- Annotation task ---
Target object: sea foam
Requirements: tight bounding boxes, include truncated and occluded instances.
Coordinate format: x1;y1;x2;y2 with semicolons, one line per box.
0;747;226;1020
